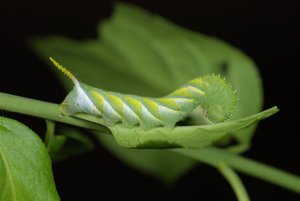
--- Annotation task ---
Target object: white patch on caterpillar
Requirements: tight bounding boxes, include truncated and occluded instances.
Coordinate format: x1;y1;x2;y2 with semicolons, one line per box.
187;86;205;95
102;99;122;120
173;97;194;105
172;97;196;113
74;84;102;116
123;103;139;121
141;105;162;124
158;105;182;116
156;102;180;112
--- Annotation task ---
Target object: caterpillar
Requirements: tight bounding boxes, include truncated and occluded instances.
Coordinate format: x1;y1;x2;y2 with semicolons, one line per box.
50;57;237;129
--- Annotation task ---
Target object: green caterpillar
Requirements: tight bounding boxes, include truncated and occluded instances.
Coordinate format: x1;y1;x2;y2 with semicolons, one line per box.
50;58;237;129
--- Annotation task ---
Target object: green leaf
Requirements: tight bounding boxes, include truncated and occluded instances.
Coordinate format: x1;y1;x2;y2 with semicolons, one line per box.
31;37;197;183
30;2;265;183
48;126;95;162
0;117;60;200
30;37;160;96
99;3;263;151
96;134;195;184
110;107;278;148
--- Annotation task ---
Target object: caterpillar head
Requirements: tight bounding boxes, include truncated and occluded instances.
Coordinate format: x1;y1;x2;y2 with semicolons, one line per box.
192;75;238;123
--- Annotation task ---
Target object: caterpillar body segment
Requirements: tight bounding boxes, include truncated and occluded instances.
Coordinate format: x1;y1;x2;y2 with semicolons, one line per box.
51;58;237;129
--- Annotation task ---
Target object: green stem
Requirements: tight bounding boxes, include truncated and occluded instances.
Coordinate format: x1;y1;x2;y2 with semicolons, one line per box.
0;92;109;133
218;162;250;201
44;120;55;152
174;148;300;194
1;92;300;195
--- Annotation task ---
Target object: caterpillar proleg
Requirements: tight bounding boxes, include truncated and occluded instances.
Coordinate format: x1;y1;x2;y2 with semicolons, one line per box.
50;57;237;129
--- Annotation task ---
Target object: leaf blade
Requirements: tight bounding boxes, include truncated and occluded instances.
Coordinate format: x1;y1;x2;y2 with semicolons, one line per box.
110;107;278;148
31;36;159;96
30;2;268;184
96;134;195;184
49;126;95;162
99;3;264;148
0;117;60;201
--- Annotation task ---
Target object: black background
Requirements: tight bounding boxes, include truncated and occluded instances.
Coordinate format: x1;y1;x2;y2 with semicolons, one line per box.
1;0;299;200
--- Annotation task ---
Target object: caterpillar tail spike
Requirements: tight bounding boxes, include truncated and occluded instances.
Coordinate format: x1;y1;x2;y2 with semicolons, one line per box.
50;57;238;129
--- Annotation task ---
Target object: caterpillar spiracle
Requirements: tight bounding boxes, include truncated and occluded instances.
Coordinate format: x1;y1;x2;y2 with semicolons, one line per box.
50;58;237;129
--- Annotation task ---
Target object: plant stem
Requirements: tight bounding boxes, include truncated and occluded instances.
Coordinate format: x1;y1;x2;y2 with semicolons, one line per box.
0;92;109;133
218;162;250;201
44;120;55;152
174;148;300;194
2;92;300;194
